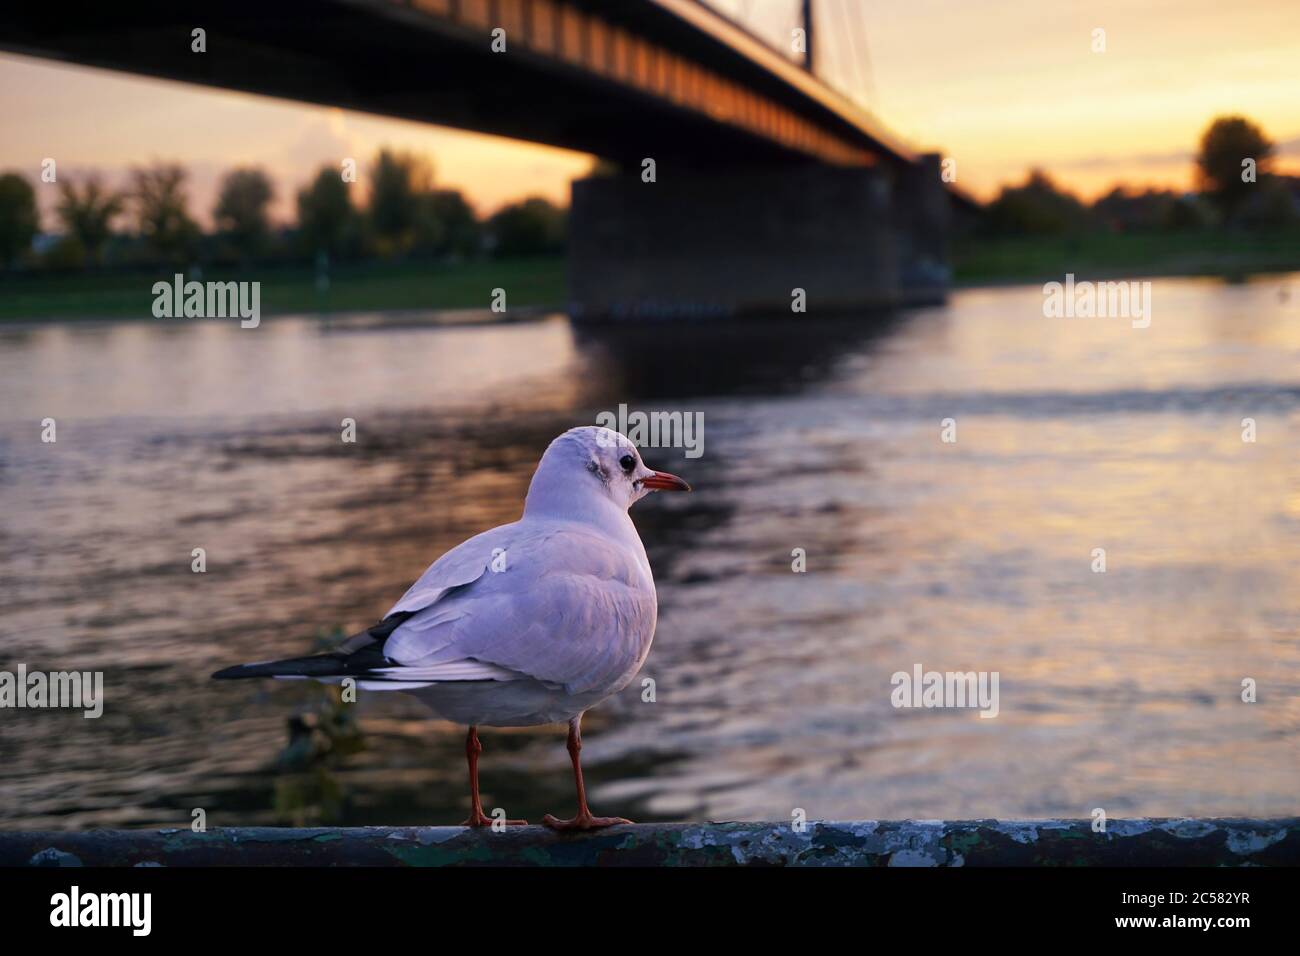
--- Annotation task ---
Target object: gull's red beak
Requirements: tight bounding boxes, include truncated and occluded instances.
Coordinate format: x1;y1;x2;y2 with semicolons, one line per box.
641;470;692;492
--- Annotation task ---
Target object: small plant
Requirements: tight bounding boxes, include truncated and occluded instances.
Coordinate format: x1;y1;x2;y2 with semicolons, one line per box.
271;628;366;826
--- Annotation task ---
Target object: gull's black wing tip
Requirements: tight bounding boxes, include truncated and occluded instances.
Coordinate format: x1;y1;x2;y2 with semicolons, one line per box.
211;662;264;680
210;614;412;681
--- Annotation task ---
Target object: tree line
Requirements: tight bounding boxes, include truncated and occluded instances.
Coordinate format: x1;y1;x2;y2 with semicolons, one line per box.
979;116;1298;236
0;147;567;270
2;115;1293;270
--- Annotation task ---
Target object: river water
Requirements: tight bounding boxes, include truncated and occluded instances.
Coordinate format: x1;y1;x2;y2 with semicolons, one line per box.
1;275;1298;828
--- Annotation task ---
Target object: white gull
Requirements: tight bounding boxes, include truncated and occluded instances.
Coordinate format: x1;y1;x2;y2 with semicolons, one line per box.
213;425;690;830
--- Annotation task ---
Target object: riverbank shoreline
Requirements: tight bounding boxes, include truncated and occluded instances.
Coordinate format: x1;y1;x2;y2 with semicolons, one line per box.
953;263;1300;290
0;256;568;325
0;305;563;334
952;229;1300;287
2;244;1297;326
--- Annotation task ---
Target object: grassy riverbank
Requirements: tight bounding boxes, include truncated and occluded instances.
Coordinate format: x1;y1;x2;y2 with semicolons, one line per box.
0;257;568;322
3;233;1298;322
952;229;1300;285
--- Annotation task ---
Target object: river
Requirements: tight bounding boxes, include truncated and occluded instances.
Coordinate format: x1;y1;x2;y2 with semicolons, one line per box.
1;274;1297;827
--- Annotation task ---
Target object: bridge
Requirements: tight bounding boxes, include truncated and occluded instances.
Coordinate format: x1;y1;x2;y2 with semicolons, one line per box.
0;0;959;319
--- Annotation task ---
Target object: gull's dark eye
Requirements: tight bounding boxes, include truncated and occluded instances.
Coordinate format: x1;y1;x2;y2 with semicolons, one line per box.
619;454;636;473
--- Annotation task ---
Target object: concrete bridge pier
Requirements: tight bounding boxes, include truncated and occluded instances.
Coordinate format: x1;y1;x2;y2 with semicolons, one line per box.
894;152;953;305
568;164;935;321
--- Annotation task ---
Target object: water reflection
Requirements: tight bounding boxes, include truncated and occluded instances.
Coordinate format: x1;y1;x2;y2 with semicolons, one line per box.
1;275;1298;827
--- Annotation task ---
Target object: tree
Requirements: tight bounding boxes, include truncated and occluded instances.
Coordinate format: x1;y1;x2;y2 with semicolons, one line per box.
982;170;1091;236
1161;195;1213;232
0;172;39;268
409;189;482;258
55;175;123;265
1235;176;1298;229
214;167;274;259
296;166;355;255
369;148;433;254
411;192;446;257
131;162;199;262
1093;186;1181;233
428;190;480;258
43;235;88;270
1196;116;1274;224
487;197;566;256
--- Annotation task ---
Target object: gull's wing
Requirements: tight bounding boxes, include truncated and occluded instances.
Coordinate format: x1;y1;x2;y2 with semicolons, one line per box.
381;521;656;695
383;522;522;617
212;519;656;695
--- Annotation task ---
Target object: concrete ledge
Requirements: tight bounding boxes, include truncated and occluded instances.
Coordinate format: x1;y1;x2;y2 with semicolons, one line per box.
4;819;1297;866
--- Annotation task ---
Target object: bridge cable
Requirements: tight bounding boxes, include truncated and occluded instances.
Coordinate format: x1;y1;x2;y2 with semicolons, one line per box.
829;0;867;109
826;0;857;102
844;0;879;110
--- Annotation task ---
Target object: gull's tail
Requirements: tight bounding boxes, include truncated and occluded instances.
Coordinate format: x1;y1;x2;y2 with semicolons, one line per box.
210;614;410;681
211;611;526;691
211;653;369;681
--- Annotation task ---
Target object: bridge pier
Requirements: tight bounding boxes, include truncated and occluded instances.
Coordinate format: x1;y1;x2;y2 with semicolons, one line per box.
894;153;953;304
567;162;949;321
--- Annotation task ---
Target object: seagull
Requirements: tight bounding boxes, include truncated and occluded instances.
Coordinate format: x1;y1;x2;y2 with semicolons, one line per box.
213;426;690;830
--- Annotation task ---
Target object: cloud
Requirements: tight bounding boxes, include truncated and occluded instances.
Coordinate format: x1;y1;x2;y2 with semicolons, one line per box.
1275;135;1300;156
281;110;365;177
1040;130;1300;174
1050;149;1194;172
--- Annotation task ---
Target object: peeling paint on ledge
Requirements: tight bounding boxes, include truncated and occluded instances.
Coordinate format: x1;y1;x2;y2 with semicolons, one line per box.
2;819;1296;867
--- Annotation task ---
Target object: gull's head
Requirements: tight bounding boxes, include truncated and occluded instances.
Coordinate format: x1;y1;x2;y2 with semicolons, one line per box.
525;426;690;519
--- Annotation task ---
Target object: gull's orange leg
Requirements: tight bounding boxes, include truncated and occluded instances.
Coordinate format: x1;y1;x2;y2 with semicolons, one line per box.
542;714;632;831
459;725;527;827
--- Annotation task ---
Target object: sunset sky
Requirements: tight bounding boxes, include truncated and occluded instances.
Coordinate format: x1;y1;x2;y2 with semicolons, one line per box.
2;0;1298;229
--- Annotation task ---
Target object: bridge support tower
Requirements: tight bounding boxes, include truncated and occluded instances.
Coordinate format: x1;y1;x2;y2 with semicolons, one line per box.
568;159;950;321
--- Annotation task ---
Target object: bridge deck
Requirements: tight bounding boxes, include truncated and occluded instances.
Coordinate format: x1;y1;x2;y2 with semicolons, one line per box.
0;0;915;168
